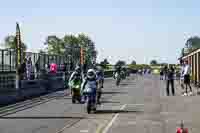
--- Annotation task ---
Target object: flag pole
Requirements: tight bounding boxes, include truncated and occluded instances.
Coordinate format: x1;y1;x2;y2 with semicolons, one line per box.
15;22;22;90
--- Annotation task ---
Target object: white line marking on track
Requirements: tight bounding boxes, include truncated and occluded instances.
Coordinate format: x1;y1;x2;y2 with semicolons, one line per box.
102;104;127;133
55;119;80;133
80;130;89;132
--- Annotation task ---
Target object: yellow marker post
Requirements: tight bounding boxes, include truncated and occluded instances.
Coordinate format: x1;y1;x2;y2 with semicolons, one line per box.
80;47;84;65
15;22;22;90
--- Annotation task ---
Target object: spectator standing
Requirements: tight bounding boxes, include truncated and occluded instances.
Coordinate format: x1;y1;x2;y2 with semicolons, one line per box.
183;60;192;96
166;65;175;96
180;60;185;94
160;69;164;80
163;65;168;80
20;58;27;80
50;63;58;73
26;57;32;80
35;61;39;79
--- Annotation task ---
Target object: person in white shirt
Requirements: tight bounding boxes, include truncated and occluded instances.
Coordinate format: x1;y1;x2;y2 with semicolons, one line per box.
183;60;192;96
26;57;32;80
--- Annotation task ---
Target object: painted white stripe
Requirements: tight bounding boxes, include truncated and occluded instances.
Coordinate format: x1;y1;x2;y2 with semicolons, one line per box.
80;130;89;132
102;104;127;133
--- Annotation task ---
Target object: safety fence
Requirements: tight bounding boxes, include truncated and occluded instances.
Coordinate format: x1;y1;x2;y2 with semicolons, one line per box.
0;48;82;72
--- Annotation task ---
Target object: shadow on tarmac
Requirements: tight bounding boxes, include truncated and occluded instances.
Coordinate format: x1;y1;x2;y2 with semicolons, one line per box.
102;91;128;95
100;100;120;104
54;97;72;100
0;116;85;119
119;83;129;86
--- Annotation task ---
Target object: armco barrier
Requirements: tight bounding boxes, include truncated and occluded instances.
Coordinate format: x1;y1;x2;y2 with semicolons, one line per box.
20;80;46;98
46;72;65;92
0;72;16;92
0;72;18;105
0;71;67;105
104;70;114;78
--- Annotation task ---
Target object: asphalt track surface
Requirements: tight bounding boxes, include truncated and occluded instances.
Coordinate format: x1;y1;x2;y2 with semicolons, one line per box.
0;75;199;133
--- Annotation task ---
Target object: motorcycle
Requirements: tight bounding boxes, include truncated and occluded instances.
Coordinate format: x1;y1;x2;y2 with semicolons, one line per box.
70;80;82;104
115;73;121;86
83;87;97;114
97;77;103;104
121;71;126;80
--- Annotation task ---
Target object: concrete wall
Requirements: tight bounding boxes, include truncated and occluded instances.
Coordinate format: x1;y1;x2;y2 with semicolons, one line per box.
0;71;67;106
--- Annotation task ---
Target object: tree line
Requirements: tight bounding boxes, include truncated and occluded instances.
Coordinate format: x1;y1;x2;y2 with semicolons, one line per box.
1;33;97;66
98;58;161;70
181;36;200;57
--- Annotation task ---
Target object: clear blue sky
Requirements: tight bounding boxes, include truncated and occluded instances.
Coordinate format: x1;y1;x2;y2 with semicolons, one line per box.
0;0;200;64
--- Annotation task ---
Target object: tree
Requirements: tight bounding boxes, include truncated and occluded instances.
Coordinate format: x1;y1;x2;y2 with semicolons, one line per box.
131;60;136;65
63;34;79;48
77;33;97;65
63;34;80;65
181;48;185;57
3;35;27;51
115;60;126;67
2;35;27;62
185;36;200;52
44;35;64;55
100;59;109;69
150;60;158;65
44;33;98;69
185;36;200;48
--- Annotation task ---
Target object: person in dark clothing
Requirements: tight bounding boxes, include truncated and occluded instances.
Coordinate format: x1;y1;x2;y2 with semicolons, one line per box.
63;63;67;72
35;62;39;79
163;65;168;80
160;69;164;80
113;66;122;79
166;65;175;96
20;58;27;80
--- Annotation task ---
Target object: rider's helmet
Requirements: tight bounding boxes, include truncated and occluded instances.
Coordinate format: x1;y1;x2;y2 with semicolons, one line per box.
74;71;81;80
115;65;120;71
87;69;96;79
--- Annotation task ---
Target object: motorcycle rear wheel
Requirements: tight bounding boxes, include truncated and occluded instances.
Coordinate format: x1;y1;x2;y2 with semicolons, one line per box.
87;103;92;114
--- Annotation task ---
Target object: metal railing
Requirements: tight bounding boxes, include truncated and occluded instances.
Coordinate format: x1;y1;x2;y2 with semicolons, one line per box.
0;48;82;72
0;49;16;72
0;48;82;91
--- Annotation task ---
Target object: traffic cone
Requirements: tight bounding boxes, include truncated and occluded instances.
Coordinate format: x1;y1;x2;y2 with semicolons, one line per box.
176;120;189;133
176;127;182;133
